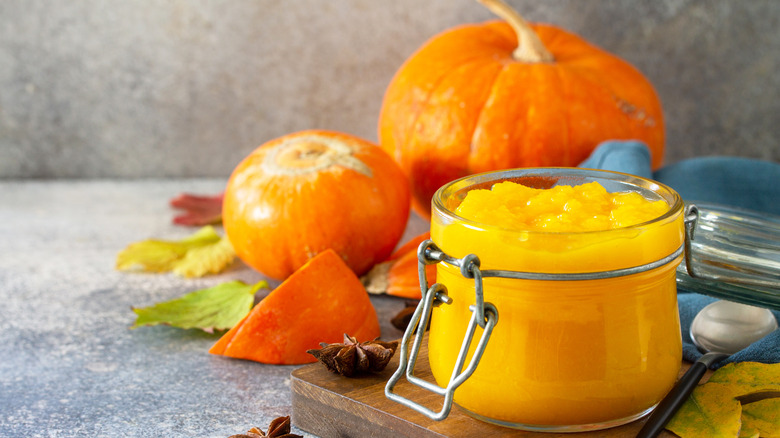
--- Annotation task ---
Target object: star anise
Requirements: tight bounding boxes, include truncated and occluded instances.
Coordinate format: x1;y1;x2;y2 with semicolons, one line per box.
307;333;399;377
228;416;301;438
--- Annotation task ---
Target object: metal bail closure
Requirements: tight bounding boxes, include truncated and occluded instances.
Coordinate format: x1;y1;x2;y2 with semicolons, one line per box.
683;203;700;279
385;240;499;421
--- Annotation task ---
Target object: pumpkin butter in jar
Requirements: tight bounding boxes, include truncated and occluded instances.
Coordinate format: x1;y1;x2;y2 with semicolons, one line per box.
428;169;684;431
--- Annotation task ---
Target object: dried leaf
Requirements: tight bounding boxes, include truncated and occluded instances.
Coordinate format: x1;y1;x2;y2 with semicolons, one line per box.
116;226;235;277
667;362;780;438
170;192;224;226
740;398;780;438
361;232;433;299
131;280;267;332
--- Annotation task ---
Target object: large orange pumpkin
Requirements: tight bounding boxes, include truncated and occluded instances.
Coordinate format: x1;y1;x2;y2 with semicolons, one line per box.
222;130;410;281
379;0;665;218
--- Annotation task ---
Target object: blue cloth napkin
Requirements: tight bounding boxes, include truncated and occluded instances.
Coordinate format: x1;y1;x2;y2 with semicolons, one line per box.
580;141;780;368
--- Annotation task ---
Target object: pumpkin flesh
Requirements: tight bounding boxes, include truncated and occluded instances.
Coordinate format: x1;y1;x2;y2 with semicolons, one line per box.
209;249;381;365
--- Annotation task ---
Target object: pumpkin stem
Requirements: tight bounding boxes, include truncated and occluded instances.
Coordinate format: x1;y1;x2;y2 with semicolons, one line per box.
261;134;374;178
478;0;554;63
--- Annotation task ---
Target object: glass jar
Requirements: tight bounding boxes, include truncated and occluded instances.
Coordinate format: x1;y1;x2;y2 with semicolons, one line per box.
422;168;684;431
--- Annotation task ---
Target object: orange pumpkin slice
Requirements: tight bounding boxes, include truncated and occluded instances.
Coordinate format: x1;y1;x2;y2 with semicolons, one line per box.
362;232;436;300
209;249;380;364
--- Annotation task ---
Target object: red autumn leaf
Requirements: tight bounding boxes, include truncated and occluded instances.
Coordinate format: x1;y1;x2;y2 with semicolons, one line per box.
170;192;224;226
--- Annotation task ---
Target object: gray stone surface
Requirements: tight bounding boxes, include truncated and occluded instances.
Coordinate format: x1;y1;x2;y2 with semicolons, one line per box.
1;0;778;179
0;179;428;437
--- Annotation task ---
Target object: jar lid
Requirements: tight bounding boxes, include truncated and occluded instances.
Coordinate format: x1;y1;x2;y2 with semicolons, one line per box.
678;202;780;310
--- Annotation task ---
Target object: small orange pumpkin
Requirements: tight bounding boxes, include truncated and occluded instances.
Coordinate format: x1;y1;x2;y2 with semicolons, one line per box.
379;0;665;218
222;130;411;280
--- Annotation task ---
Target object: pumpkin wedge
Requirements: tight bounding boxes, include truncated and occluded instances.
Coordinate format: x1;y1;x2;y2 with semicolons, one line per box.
363;232;436;300
209;249;380;365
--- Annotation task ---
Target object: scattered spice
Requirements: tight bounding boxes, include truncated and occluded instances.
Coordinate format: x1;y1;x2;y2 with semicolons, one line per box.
228;416;301;438
390;300;432;332
307;333;399;377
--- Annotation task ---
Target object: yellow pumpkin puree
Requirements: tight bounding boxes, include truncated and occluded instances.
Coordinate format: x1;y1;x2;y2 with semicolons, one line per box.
454;181;669;232
429;180;684;427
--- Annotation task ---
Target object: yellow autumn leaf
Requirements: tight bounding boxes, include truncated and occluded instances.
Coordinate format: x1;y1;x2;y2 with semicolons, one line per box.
667;362;780;438
116;226;235;277
740;398;780;438
667;383;743;438
709;361;780;387
172;235;235;278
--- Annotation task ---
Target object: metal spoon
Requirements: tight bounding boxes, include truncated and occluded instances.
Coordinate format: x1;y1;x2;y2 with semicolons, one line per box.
637;300;778;438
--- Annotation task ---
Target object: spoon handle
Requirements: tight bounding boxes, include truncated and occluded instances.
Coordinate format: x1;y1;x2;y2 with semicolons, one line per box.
636;352;728;438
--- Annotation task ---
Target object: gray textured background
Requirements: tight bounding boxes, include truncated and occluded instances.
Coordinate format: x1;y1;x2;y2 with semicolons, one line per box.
1;0;778;179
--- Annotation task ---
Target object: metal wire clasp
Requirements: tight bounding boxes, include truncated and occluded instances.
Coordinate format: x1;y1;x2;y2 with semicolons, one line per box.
384;240;498;421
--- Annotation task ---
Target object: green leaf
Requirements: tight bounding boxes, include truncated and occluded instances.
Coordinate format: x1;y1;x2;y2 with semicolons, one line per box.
131;280;267;333
116;226;235;277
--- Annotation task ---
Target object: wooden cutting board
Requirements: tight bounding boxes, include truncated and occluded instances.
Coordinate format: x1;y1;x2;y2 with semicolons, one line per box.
291;337;689;437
